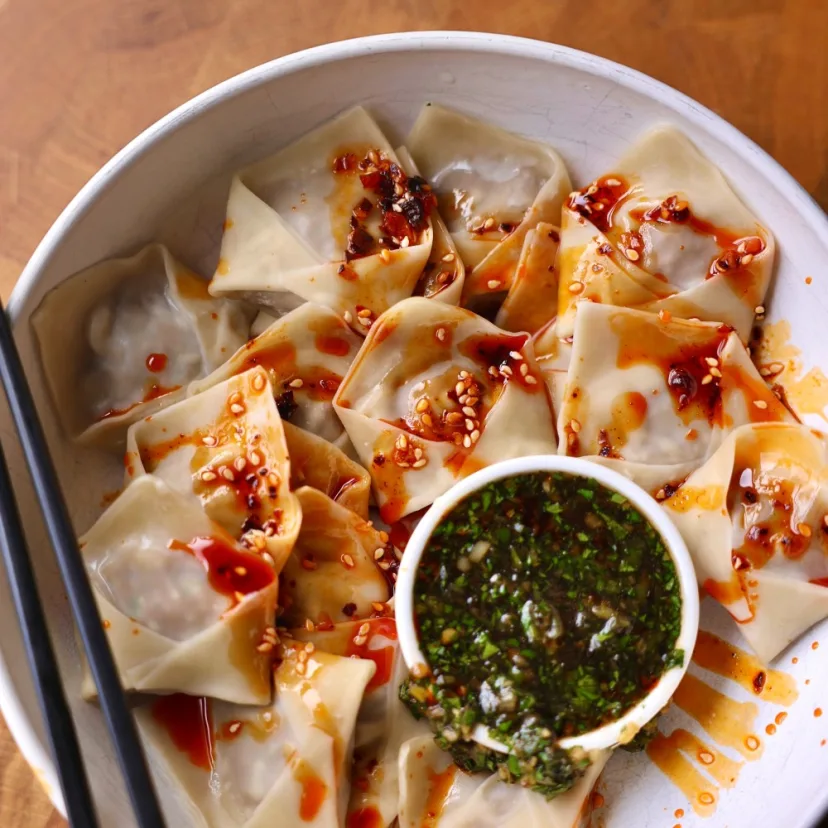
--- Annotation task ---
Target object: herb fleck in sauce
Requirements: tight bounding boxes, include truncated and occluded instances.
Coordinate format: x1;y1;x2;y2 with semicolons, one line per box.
400;471;683;798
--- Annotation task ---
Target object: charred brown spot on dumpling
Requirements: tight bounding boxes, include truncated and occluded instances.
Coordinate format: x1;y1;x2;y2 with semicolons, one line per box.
275;388;298;421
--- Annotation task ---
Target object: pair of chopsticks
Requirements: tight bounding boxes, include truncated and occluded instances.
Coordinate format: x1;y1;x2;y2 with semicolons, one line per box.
0;302;166;827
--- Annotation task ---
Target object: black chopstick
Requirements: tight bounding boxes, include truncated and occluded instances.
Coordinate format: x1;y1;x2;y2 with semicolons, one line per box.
0;438;99;827
0;304;166;828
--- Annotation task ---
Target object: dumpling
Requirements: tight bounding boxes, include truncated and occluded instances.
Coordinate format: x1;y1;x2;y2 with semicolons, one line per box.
495;222;560;334
556;127;774;339
557;303;793;476
136;642;375;827
80;475;278;704
291;617;420;828
396;146;466;305
189;303;361;447
664;423;828;662
125;367;302;571
406;104;571;311
31;244;251;448
207;106;434;330
397;735;610;828
282;422;370;519
333;297;558;522
278;487;392;628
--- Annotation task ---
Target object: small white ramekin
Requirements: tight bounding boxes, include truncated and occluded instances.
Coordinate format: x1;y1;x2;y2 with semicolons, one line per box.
395;454;699;753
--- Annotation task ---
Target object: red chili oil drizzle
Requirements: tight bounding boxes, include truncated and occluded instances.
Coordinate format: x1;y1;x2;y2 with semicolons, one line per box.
151;695;213;770
345;617;398;692
566;175;634;234
168;535;275;606
145;352;168;373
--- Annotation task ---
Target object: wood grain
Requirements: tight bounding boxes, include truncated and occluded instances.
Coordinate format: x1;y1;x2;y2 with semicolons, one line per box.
0;0;826;823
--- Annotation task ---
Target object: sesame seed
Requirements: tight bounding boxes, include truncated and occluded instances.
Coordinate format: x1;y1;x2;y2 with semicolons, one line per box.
201;470;217;482
252;373;267;392
446;412;464;423
374;548;385;560
202;435;218;447
466;396;479;406
455;381;466;396
435;327;447;342
298;650;308;663
229;391;243;404
604;178;621;187
268;472;280;488
458;370;470;379
341;553;355;569
234;591;245;603
295;662;306;675
755;305;765;314
228;722;243;736
234;566;247;576
392;203;403;213
377;561;390;570
413;458;428;468
289;378;304;389
625;248;640;261
372;602;385;612
353;635;367;647
304;642;315;654
487;279;501;290
397;461;410;469
799;523;812;537
462;406;476;417
656;489;667;501
701;374;714;385
658;309;672;323
500;365;513;377
358;316;371;327
705;357;719;367
421;413;433;427
343;310;353;323
470;429;480;443
463;434;472;448
230;402;245;415
509;351;523;360
415;399;429;413
396;434;408;450
568;281;585;294
442;252;455;262
249;451;261;466
519;362;529;376
378;530;389;543
570;419;581;433
221;468;235;482
709;367;722;378
525;376;538;385
401;236;411;248
753;400;768;409
234;457;247;472
305;619;315;631
368;150;380;164
465;418;475;431
741;253;753;266
357;307;373;318
380;249;392;264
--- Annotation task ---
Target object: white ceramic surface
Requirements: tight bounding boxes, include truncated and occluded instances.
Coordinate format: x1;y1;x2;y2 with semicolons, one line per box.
395;455;699;753
2;31;827;828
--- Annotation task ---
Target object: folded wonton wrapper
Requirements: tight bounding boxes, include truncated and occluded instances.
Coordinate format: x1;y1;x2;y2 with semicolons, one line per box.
281;422;370;518
495;222;560;334
189;303;361;448
398;735;610;828
80;475;277;704
406;104;571;311
278;487;391;628
396;146;466;305
334;297;558;522
137;642;375;828
556;127;774;340
125;367;302;571
664;423;828;663
207;106;433;330
31;244;251;448
291;617;421;828
557;303;793;489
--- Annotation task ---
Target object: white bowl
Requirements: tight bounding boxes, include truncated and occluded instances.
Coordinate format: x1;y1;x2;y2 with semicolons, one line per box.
3;31;828;828
395;455;699;754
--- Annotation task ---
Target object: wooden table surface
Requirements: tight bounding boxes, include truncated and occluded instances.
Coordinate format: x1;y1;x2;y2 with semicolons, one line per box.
0;0;826;823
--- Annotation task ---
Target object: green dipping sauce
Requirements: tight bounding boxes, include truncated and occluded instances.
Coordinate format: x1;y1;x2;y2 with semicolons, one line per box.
400;471;684;798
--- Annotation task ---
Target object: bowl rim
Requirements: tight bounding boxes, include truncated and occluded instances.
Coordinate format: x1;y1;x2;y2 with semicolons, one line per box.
5;30;828;821
394;454;700;754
